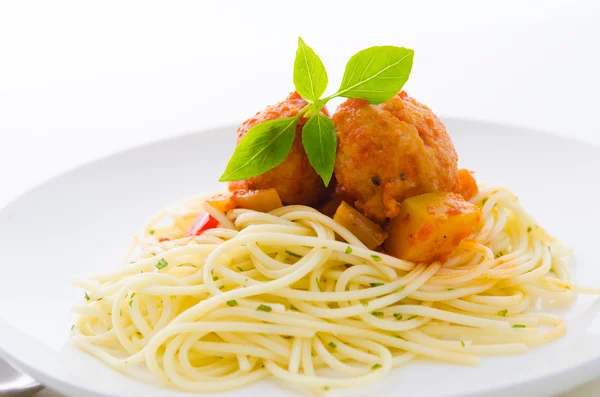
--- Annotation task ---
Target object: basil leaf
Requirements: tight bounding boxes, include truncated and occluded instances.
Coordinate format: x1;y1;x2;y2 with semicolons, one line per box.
337;46;414;104
219;117;298;181
301;113;336;186
294;37;328;101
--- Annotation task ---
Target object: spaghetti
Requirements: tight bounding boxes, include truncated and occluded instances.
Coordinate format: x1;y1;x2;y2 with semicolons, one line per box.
71;186;593;394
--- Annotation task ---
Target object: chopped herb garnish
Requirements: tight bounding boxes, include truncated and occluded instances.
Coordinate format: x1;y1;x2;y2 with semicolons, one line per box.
137;332;142;336
324;386;330;391
370;283;384;287
156;258;169;270
213;276;219;281
321;246;327;249
482;198;488;206
372;364;382;370
498;309;508;317
328;342;337;349
512;324;526;328
406;315;417;320
149;230;155;235
316;277;321;291
97;297;103;301
71;324;75;331
257;304;272;312
395;335;407;341
290;304;298;311
527;226;532;233
285;250;303;258
371;311;384;317
345;246;353;254
371;254;382;262
461;341;466;348
219;285;225;290
496;251;504;259
226;300;238;307
394;313;403;320
84;292;90;301
362;302;369;307
236;266;244;272
447;288;455;291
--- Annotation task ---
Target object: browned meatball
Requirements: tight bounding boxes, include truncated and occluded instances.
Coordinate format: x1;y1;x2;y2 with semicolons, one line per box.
332;91;459;223
228;92;329;205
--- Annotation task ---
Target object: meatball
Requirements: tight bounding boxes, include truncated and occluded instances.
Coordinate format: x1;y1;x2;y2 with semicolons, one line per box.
332;91;458;223
228;92;329;206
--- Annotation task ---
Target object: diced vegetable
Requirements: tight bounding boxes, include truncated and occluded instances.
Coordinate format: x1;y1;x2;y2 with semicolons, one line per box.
333;201;388;249
457;169;478;201
385;192;481;263
185;211;219;236
207;188;283;213
319;184;356;217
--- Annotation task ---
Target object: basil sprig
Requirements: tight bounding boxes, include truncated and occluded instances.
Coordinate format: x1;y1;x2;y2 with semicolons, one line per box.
220;38;414;186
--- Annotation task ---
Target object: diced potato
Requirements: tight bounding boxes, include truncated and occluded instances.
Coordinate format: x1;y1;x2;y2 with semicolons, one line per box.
385;192;481;263
319;185;356;217
207;188;283;213
457;169;478;201
333;201;388;249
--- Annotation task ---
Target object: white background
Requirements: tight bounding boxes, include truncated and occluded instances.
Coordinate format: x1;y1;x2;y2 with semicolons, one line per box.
0;1;599;396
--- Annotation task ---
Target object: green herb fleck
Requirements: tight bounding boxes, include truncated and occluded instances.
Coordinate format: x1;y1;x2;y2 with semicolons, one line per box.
285;250;303;258
482;198;488;206
156;258;168;270
461;341;466;347
370;283;384;287
512;324;526;328
497;309;508;317
149;230;155;235
236;266;244;272
406;315;417;320
316;277;321;291
345;246;353;254
328;342;337;349
226;300;238;307
71;324;75;331
496;251;504;259
257;304;272;312
396;286;405;293
447;288;455;291
84;292;90;301
527;226;532;233
290;304;298;311
395;335;407;341
362;302;369;307
97;297;103;301
394;313;403;320
213;276;219;281
219;285;225;290
372;364;382;370
371;254;382;262
371;311;384;317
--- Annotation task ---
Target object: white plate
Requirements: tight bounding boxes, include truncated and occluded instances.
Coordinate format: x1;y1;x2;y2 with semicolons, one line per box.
1;119;599;397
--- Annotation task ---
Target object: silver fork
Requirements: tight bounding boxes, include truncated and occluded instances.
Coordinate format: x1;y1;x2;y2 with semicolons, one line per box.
0;359;43;396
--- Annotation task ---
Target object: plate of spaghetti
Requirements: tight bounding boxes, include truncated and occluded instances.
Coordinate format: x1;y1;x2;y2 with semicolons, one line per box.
0;39;599;397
